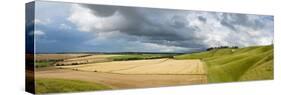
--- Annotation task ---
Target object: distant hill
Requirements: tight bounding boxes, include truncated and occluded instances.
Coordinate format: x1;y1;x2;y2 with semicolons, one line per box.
36;52;186;55
175;45;273;83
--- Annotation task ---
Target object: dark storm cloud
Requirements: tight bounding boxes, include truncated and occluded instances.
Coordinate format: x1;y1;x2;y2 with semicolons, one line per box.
80;4;207;49
66;3;273;52
198;16;207;22
220;14;266;31
35;24;93;53
170;15;189;28
82;4;118;17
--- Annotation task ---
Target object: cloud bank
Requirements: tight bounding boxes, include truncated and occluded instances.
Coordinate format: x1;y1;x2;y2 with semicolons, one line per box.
34;2;274;53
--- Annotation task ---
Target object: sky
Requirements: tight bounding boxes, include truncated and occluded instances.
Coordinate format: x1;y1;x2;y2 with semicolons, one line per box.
30;1;274;53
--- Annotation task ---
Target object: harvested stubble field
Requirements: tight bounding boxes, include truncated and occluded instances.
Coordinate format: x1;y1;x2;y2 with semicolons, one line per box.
36;68;207;89
60;58;206;75
36;58;207;89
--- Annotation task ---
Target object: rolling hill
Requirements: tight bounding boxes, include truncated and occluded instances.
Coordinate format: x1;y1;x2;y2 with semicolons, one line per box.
175;45;273;83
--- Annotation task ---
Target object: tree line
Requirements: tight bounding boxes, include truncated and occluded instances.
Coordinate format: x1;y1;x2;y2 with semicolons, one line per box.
206;46;239;51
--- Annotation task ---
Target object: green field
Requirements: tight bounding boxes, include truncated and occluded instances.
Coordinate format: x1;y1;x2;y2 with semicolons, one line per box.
35;78;111;94
175;45;273;83
109;54;172;61
35;62;52;68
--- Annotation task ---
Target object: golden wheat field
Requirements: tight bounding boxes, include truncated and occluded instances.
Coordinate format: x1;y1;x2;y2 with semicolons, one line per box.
36;54;208;89
59;58;206;75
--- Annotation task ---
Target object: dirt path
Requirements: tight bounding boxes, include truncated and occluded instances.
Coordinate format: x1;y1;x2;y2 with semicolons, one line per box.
36;59;207;89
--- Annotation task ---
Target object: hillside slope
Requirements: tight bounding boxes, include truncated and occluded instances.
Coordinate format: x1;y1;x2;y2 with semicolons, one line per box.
175;45;273;83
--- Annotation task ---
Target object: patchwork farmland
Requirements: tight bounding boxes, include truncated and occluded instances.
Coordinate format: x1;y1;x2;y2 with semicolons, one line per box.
34;45;273;93
35;54;207;93
59;58;206;75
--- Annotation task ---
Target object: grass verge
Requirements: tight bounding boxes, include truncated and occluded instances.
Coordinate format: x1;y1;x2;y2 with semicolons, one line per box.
35;78;111;94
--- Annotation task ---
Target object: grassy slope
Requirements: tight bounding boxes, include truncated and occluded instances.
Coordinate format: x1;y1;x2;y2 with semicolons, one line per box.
35;78;111;94
175;45;273;83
